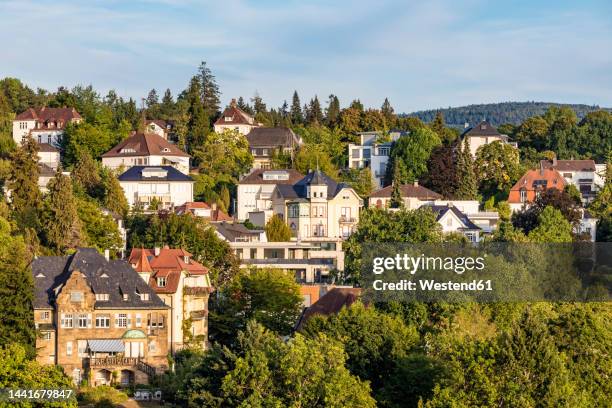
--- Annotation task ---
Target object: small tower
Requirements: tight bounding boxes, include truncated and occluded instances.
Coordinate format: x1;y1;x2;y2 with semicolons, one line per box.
307;170;328;201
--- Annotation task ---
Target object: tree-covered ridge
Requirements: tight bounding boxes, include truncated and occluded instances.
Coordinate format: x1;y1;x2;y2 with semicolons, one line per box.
408;101;610;127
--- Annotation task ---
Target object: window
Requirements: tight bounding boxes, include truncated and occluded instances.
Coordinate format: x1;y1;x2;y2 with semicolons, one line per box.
447;218;453;227
123;294;129;301
135;314;142;327
41;311;50;320
351;149;360;158
563;173;572;178
149;341;157;352
78;340;87;357
465;232;477;243
116;314;128;328
70;291;83;302
140;293;150;301
61;313;73;328
96;315;110;328
42;332;51;341
66;341;73;356
378;147;390;156
95;293;109;301
77;314;88;328
520;189;527;203
157;277;166;287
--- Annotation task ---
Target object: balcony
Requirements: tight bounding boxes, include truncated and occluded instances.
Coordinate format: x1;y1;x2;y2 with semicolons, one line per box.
339;216;357;224
88;356;140;368
190;310;208;320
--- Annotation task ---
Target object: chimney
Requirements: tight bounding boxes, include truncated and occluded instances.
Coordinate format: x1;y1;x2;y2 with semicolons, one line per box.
464;122;469;129
230;98;237;107
552;156;557;167
154;246;160;257
212;202;217;211
104;249;110;261
413;181;419;187
540;161;545;176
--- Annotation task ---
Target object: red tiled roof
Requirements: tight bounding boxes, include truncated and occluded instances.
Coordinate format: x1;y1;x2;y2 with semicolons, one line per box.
134;247;153;273
298;288;362;329
539;159;596;172
214;100;256;126
508;168;566;204
15;107;81;129
174;202;232;221
102;132;189;158
145;119;168;129
369;183;443;199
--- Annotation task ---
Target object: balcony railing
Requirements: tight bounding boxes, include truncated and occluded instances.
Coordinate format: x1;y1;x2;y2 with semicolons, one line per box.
88;357;139;367
339;216;357;223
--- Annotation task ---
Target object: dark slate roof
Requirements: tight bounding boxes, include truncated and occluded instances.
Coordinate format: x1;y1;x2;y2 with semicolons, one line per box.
246;127;300;148
118;166;193;182
461;120;501;137
428;205;480;230
212;222;263;242
32;248;167;310
539;159;596;172
274;170;355;200
239;169;304;185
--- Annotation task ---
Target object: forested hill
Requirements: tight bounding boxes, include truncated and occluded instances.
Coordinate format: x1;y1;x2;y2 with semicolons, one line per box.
406;102;610;127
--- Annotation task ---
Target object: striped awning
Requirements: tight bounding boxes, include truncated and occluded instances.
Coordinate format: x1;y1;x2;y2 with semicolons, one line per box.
88;339;124;353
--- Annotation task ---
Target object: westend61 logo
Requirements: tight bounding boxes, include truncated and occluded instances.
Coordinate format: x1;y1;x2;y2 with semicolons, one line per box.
359;243;611;303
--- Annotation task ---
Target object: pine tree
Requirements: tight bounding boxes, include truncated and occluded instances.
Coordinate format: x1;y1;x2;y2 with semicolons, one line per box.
198;61;221;117
101;169;129;217
251;92;267;115
185;76;210;149
290;91;303;124
325;94;340;127
390;165;404;208
381;97;394;122
42;169;82;252
72;150;101;196
0;217;35;355
455;138;479;199
237;96;254;115
307;96;323;125
160;88;175;119
350;99;364;112
8;135;41;230
146;88;159;108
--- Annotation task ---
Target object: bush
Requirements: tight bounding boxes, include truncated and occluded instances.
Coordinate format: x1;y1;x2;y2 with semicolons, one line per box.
79;385;128;407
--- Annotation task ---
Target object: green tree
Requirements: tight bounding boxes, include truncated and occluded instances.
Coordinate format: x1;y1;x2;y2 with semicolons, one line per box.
302;302;419;395
381;97;395;123
455;137;479;200
326;94;341;126
528;206;573;243
306;95;323;125
0;343;76;407
290;91;303;125
0;217;35;353
265;214;292;242
341;167;373;198
42;170;83;252
72;150;101;196
185;76;210;151
100;169;128;217
474;140;521;198
62;121;115;165
7;135;41;230
386;127;441;184
390;165;404;208
210;268;302;344
76;197;123;256
429;111;457;144
198;61;221;118
294;144;338;176
192;129;253;185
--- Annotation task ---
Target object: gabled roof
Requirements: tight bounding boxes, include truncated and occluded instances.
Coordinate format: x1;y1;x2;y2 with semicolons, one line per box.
239;169;304;185
246;127;301;148
15;107;81;123
128;247;211;294
118;166;193;182
145;119;170;129
38;163;56;177
102;132;189;158
370;183;442;199
539;159;596;172
38;143;59;153
174;202;232;221
32;248;167;309
214;100;256;126
428;205;480;230
461;120;501;137
510;168;566;193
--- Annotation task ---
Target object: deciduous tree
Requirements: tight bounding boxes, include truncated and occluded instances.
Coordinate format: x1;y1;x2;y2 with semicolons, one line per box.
265;214;292;242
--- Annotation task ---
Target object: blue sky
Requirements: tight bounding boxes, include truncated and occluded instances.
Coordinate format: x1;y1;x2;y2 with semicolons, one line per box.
1;0;611;113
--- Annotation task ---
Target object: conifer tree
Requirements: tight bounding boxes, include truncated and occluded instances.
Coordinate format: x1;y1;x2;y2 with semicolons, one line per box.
101;169;129;217
42;169;82;252
390;165;404;208
198;61;221;117
185;76;210;150
72;150;101;196
381;97;394;122
8;135;41;230
160;88;175;119
290;91;303;124
307;96;323;125
237;96;254;115
455;138;479;199
325;94;341;127
0;217;35;354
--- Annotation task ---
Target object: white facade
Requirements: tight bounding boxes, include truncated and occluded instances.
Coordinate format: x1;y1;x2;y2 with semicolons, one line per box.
119;167;194;209
237;170;302;221
103;155;190;175
38;150;61;170
347;131;405;188
214;122;256;136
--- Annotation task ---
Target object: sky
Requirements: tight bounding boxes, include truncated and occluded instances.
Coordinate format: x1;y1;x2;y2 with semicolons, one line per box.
1;0;611;113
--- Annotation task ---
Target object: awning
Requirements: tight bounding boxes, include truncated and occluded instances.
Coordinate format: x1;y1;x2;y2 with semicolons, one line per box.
88;339;124;353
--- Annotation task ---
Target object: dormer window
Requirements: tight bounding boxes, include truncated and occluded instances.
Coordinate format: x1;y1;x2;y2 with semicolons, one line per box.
140;293;150;301
123;294;129;301
157;277;166;287
224;116;232;122
184;256;189;263
95;293;109;301
162;147;171;153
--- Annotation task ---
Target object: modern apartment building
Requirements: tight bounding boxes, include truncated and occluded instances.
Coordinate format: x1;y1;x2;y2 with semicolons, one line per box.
118;166;194;209
347;131;406;188
129;247;213;351
32;248;170;387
